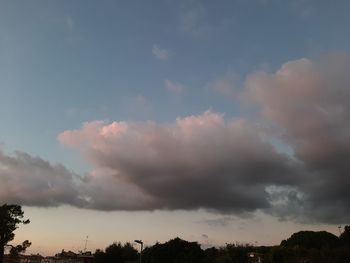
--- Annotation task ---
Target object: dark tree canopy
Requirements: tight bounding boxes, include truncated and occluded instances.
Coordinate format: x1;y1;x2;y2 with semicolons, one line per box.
340;225;350;247
92;230;350;263
94;242;138;263
0;204;30;263
280;230;340;249
9;240;32;257
142;237;203;263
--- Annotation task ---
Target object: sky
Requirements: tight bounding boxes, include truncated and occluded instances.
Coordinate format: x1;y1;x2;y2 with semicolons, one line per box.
1;0;350;256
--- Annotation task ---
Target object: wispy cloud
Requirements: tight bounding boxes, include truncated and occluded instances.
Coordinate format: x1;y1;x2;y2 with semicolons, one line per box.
63;15;81;45
207;72;240;99
152;44;169;60
178;1;207;37
201;216;236;227
65;16;75;33
165;79;185;94
129;95;153;117
178;1;228;38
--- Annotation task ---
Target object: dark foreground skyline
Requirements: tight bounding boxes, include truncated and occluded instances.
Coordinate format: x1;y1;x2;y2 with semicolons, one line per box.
6;228;350;263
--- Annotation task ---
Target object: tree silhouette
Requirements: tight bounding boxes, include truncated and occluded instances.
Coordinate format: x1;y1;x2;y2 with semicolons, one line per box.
0;204;30;263
9;240;32;257
94;242;138;263
340;225;350;247
280;230;339;249
142;237;203;263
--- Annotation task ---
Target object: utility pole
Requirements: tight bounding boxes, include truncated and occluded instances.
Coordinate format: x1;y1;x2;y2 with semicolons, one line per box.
134;240;143;263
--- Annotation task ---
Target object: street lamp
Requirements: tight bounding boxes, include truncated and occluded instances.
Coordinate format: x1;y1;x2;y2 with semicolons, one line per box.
134;240;143;263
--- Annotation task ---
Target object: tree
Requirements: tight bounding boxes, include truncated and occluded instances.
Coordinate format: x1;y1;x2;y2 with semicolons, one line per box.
9;240;32;257
142;237;204;263
94;242;138;263
269;246;286;263
340;225;350;247
280;230;339;249
225;243;251;263
0;204;30;263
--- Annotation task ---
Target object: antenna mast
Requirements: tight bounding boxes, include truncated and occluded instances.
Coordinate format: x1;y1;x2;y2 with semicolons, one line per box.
84;235;89;252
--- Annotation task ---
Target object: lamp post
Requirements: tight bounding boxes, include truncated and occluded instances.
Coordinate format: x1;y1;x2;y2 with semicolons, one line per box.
134;240;143;263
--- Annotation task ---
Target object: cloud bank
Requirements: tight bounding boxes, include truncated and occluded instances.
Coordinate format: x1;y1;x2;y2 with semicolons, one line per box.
1;54;350;223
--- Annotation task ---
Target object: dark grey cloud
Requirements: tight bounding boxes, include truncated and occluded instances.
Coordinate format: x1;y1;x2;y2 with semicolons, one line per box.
0;150;85;207
247;53;350;223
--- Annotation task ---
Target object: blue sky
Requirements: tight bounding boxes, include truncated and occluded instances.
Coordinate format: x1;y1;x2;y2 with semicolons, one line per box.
2;0;350;164
0;1;350;158
1;0;350;255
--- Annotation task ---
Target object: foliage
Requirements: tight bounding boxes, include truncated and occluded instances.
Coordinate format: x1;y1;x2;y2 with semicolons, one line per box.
0;204;30;263
142;237;203;263
142;238;266;263
202;247;219;263
280;230;340;249
339;225;350;247
9;240;32;257
225;243;252;263
94;242;138;263
92;227;350;263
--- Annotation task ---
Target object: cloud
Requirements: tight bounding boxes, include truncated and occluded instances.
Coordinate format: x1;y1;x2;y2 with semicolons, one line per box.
65;16;75;33
0;149;156;211
152;45;169;60
246;53;350;223
60;53;350;223
2;53;350;224
77;168;157;211
123;95;153;120
165;79;185;94
59;111;298;213
63;15;82;45
201;216;236;227
130;95;152;112
0;150;85;207
207;72;239;99
178;1;229;38
179;5;204;35
178;2;209;37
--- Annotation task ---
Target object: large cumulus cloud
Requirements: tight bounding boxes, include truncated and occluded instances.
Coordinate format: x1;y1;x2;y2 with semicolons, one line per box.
58;111;298;213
